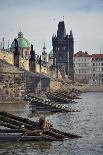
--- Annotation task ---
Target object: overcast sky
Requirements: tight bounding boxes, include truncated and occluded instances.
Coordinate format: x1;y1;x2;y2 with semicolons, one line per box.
0;0;103;54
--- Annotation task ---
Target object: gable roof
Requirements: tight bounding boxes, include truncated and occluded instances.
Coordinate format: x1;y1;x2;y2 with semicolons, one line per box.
74;51;92;57
92;54;103;61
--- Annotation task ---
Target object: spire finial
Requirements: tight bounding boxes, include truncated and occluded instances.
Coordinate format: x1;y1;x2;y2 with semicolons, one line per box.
100;47;102;54
70;30;73;36
44;41;45;48
18;31;23;38
8;40;9;49
0;42;2;49
63;16;64;21
31;44;33;51
2;37;4;50
43;41;46;51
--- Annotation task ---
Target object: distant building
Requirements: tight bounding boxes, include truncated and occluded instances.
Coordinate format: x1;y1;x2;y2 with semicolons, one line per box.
11;31;31;59
52;21;74;80
91;54;103;85
41;42;48;67
74;51;92;84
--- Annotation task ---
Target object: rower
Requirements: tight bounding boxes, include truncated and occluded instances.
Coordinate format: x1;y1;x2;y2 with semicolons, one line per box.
38;117;53;130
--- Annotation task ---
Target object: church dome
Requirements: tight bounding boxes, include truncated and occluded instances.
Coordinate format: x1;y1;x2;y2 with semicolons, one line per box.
11;31;31;49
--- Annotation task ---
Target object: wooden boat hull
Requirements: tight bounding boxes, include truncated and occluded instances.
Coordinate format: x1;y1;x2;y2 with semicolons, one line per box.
0;133;59;141
0;112;81;141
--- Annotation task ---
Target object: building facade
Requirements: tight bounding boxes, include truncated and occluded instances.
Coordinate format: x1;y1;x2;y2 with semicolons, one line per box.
52;21;74;80
74;51;92;84
91;54;103;85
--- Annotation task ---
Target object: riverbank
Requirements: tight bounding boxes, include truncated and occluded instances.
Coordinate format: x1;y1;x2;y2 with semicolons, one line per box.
69;84;103;92
0;92;103;154
0;100;26;104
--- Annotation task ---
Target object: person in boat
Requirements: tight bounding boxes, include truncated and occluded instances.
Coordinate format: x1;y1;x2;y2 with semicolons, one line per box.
38;117;53;130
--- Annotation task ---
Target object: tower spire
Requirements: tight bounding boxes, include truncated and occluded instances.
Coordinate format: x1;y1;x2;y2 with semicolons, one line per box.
100;47;102;54
30;44;35;60
14;38;20;67
43;41;46;54
29;44;36;72
70;30;73;36
57;21;66;39
63;16;64;21
0;42;2;49
2;37;4;50
8;40;9;49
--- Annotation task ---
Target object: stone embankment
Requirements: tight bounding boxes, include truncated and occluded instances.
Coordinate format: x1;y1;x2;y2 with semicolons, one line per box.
69;84;103;92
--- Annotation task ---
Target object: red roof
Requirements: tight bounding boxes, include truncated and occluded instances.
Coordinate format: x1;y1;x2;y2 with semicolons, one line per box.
74;51;92;57
92;54;103;61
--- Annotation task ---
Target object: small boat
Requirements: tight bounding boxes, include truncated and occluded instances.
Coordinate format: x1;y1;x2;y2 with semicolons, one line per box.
0;112;81;141
0;132;59;141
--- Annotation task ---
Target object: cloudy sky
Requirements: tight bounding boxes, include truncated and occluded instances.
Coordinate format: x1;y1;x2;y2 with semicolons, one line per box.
0;0;103;54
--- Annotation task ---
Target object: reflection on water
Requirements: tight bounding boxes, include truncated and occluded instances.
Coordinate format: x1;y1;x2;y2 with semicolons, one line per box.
0;141;52;155
0;102;30;117
0;92;103;155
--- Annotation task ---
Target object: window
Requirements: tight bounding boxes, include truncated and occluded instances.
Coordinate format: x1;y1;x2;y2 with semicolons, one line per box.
93;63;95;66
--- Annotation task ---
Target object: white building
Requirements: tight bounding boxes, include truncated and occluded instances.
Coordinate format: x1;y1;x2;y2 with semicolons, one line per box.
74;51;92;84
91;54;103;85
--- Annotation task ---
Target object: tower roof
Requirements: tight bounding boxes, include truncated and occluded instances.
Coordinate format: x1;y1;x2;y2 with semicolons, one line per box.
57;21;66;39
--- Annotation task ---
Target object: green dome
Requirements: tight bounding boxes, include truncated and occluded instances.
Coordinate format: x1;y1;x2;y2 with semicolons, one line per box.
11;32;31;49
11;38;30;48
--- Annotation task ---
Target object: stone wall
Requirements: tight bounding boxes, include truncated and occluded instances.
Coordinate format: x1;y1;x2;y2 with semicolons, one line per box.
0;60;26;102
24;70;50;97
49;79;62;92
20;57;29;70
0;73;25;101
0;50;14;65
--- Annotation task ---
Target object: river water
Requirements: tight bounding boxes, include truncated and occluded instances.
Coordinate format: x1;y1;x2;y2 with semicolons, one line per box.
0;92;103;155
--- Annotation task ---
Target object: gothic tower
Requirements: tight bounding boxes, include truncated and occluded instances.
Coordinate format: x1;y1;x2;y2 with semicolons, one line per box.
69;30;74;80
14;38;20;67
52;21;74;80
42;42;47;67
29;44;36;72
